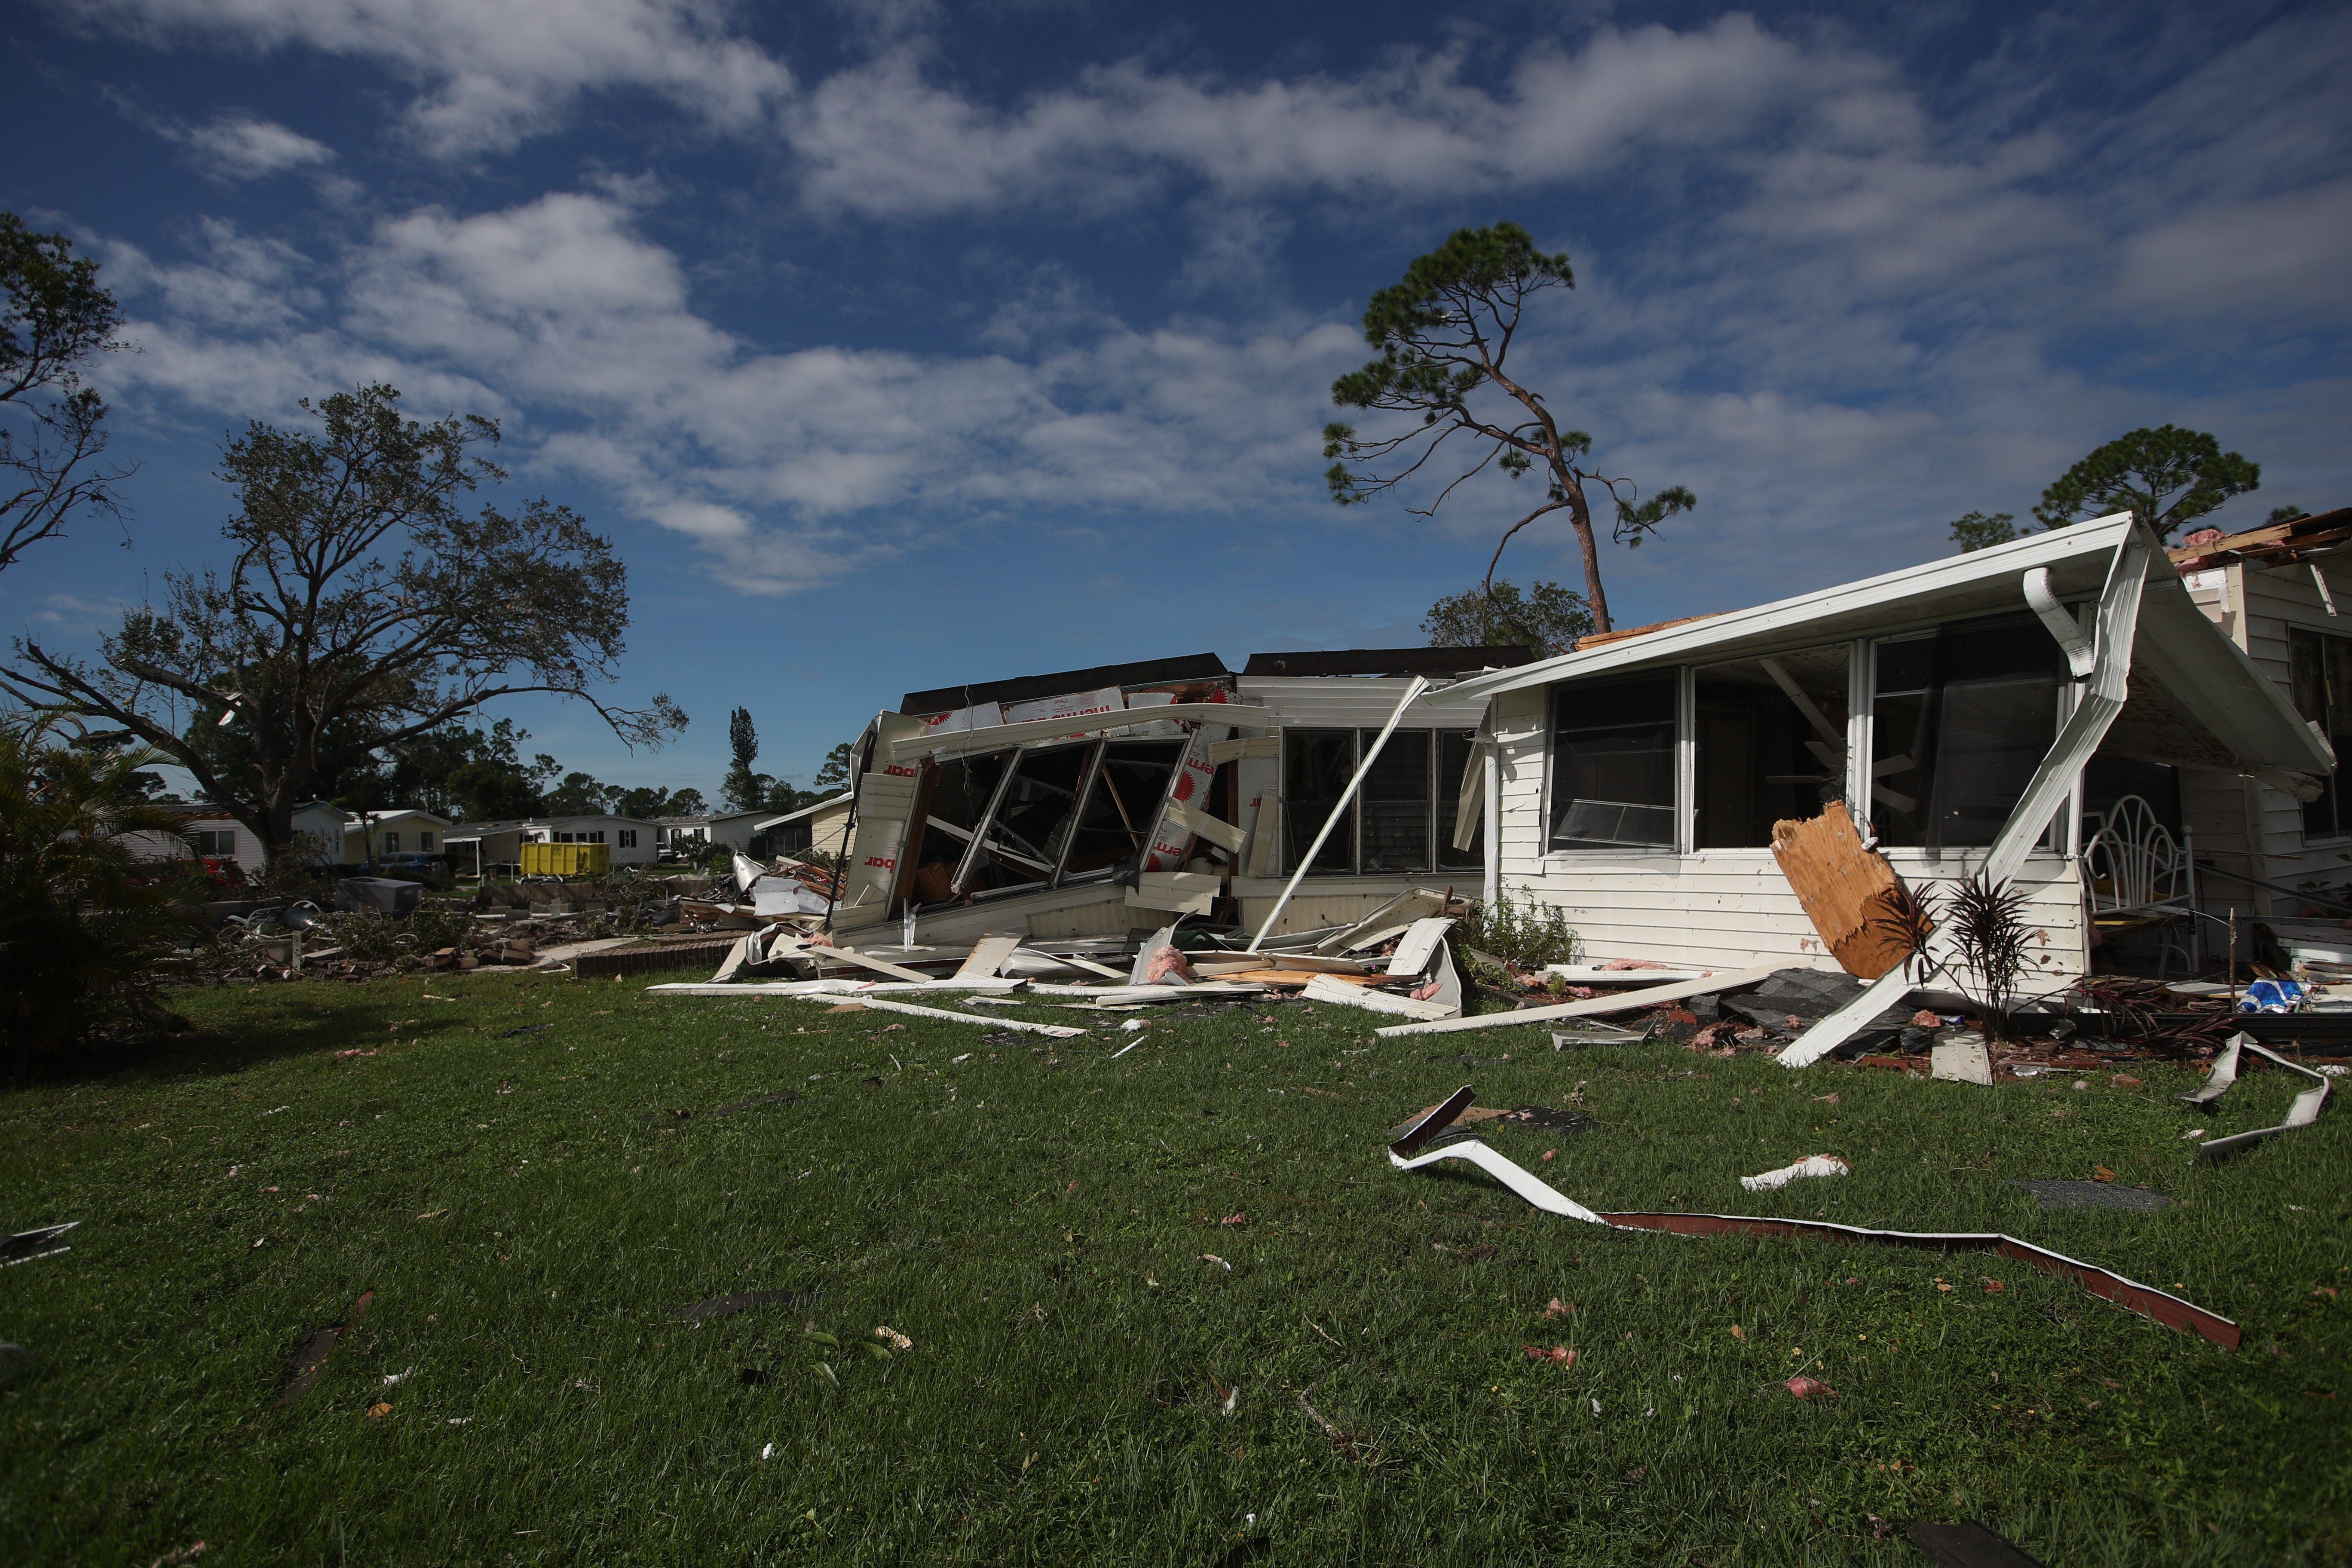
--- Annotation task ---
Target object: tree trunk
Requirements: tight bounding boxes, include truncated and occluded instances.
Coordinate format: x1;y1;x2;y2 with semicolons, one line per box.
1564;478;1611;633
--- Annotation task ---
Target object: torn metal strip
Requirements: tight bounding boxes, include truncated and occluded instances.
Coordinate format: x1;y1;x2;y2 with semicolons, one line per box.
888;703;1273;765
1;1221;78;1265
2183;1031;2331;1157
1385;1087;2238;1348
647;987;1087;1037
1375;964;1783;1038
1600;1212;2237;1349
1301;973;1453;1020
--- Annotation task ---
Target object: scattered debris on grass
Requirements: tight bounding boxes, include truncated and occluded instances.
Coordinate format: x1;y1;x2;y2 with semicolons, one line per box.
1783;1375;1835;1400
874;1326;913;1352
2181;1032;2332;1157
1;1222;78;1265
1385;1089;2242;1348
1522;1344;1576;1366
1740;1155;1849;1192
273;1289;374;1405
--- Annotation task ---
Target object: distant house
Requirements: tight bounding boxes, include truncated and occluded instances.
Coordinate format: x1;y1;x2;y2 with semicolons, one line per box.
447;814;659;875
124;799;353;879
754;793;852;858
349;808;454;863
656;809;772;858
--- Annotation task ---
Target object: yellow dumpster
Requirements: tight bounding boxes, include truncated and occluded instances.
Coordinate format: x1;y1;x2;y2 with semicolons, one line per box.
520;842;609;876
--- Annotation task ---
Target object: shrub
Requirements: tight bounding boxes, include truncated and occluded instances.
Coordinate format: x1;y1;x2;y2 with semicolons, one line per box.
1457;886;1580;972
0;723;211;1074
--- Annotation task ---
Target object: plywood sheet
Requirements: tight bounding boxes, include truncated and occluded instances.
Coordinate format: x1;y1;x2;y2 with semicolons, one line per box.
1769;802;1915;980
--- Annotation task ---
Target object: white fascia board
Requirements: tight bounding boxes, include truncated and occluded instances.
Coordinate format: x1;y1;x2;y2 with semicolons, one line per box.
1445;513;2139;702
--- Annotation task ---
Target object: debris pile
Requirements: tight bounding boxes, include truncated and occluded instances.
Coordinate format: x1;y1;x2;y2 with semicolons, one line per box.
650;888;1479;1027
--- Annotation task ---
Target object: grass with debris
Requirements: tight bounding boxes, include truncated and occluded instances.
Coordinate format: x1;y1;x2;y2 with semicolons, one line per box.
3;973;2349;1565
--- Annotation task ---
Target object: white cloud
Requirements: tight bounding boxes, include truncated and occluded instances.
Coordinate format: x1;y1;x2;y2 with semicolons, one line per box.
2114;177;2352;325
787;18;1855;215
168;110;336;178
109;190;1372;594
61;0;793;154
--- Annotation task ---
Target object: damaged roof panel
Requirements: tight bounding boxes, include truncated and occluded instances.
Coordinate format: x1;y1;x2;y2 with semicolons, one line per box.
1443;513;2332;788
1240;646;1537;677
900;653;1231;716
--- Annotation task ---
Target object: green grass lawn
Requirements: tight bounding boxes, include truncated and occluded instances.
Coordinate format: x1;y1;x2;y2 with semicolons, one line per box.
3;973;2348;1565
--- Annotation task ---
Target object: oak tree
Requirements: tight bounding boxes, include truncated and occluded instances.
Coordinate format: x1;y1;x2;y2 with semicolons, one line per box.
5;383;683;860
2;212;130;574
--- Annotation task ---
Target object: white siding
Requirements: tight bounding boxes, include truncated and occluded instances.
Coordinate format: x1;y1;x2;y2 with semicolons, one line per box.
2178;557;2352;919
1485;687;2089;978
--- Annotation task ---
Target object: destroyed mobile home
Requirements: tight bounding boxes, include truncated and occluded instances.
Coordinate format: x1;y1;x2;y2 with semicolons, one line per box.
656;512;2345;1060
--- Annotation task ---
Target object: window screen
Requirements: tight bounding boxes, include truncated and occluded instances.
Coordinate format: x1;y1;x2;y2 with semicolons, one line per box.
2291;628;2352;839
1871;616;2064;851
1548;674;1678;851
1694;646;1851;848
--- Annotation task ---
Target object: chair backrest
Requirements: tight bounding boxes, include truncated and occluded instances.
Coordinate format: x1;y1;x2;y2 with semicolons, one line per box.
2086;794;2185;910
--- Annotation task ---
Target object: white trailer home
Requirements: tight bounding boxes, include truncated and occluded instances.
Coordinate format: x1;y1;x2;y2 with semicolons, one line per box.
1438;514;2333;986
827;648;1531;944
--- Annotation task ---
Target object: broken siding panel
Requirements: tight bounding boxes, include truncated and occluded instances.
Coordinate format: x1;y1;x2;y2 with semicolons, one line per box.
1491;687;1548;878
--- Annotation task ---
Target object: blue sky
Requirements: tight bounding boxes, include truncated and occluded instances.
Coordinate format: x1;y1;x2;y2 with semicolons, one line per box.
3;0;2347;800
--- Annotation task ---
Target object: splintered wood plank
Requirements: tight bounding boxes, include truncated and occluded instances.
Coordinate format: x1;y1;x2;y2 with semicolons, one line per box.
1770;801;1915;980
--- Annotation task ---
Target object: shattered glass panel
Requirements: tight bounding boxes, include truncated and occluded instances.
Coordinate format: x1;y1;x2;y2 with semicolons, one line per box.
1060;740;1185;882
1694;644;1850;848
1548;674;1676;851
1871;615;2064;851
1360;728;1432;873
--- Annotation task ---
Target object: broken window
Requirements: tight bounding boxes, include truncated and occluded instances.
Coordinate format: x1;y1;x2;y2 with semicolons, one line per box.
1870;616;2065;851
1548;674;1677;851
1060;739;1185;882
1694;645;1851;848
1283;729;1357;874
2291;628;2352;840
1361;729;1432;873
946;743;1090;899
1279;727;1476;874
911;737;1189;906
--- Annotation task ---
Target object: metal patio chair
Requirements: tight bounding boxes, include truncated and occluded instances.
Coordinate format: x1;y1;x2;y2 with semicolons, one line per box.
2083;794;2200;977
